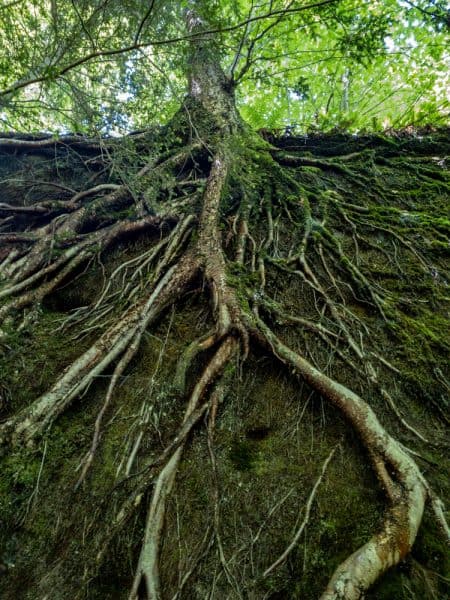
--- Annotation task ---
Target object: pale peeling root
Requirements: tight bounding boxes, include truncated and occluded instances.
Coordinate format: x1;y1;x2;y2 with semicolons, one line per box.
0;216;169;330
197;149;249;350
129;336;238;600
319;515;416;600
129;448;182;600
0;255;198;449
256;316;428;600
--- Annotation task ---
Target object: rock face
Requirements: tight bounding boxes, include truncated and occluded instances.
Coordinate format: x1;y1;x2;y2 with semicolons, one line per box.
0;128;448;599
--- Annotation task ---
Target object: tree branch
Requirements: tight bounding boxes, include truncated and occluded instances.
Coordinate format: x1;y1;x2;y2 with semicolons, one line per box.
0;0;339;97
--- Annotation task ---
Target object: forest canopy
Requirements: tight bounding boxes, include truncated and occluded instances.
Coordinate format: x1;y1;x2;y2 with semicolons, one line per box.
0;0;449;134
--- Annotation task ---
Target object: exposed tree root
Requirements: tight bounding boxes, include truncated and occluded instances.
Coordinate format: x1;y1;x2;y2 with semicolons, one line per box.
129;336;238;600
263;443;339;577
0;142;199;289
197;149;247;343
254;316;448;599
0;216;172;330
0;252;199;449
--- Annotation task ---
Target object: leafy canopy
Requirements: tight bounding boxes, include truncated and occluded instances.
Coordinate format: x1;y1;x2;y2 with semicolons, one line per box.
0;0;448;134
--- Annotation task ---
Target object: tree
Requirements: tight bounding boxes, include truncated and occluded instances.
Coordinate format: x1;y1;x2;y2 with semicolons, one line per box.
0;0;448;132
0;1;448;599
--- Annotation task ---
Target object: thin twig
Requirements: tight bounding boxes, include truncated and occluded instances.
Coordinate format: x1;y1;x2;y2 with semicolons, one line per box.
263;443;338;577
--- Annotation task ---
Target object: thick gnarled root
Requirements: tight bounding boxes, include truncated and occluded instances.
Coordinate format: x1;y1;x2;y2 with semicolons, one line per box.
0;253;199;449
197;150;248;349
255;317;442;600
129;336;238;600
0;216;169;331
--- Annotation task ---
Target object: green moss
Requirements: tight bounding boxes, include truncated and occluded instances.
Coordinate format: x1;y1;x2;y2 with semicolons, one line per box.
0;450;41;524
414;513;450;576
1;129;450;598
228;439;257;471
